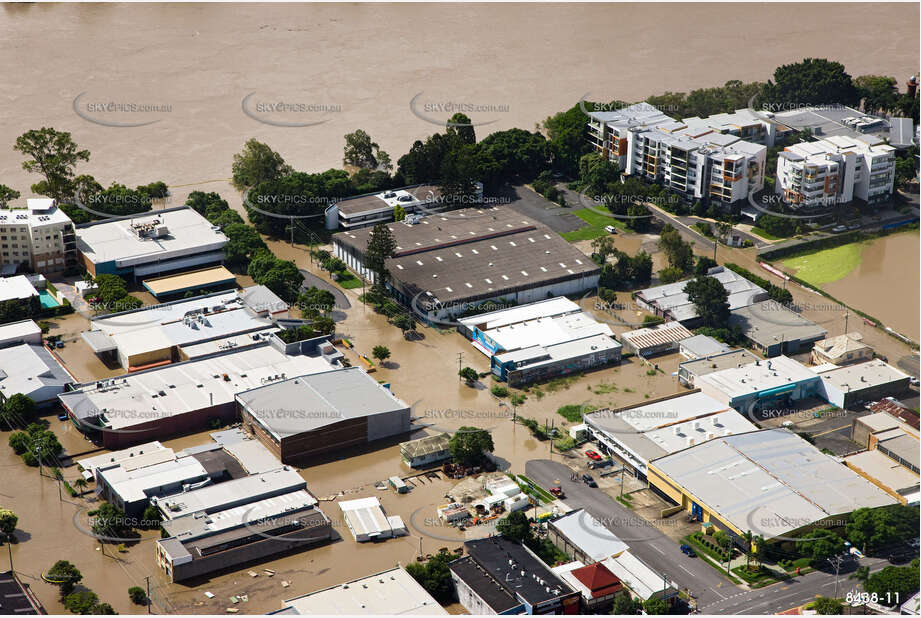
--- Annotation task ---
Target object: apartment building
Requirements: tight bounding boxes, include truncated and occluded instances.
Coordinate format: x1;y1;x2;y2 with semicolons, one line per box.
776;135;896;208
0;199;76;273
586;104;766;206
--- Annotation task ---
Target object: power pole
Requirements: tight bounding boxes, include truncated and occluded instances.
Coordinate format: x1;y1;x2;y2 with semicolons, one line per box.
457;352;463;380
828;555;845;599
6;539;12;573
844;307;849;333
145;575;151;614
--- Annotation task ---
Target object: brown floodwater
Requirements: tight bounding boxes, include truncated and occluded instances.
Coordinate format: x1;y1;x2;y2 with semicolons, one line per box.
822;232;920;341
1;3;918;211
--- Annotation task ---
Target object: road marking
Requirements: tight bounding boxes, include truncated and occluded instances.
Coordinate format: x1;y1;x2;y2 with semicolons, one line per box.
812;424;850;437
679;565;694;576
710;587;728;599
651;545;665;555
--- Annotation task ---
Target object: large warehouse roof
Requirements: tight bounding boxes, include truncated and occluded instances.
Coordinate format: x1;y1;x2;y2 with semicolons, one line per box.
236;367;408;440
457;296;580;330
76;207;227;267
729;300;827;346
696;355;818;400
650;428;897;539
635;267;767;323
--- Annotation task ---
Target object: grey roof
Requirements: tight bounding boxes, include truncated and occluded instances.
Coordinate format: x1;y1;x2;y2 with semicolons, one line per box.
678;349;760;378
635;267;768;323
400;433;451;458
729;300;827;346
335;184;442;216
240;284;288;314
235;367;409;440
650;428;896;539
156;467;306;519
549;509;629;561
680;334;731;357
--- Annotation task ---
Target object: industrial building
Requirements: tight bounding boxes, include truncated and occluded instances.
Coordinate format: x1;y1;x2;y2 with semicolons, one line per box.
547;509;628;565
400;432;452;468
324;184;464;231
851;410;919;473
695;355;821;418
280;567;448;615
81;286;286;370
814;359;911;408
847;406;919;505
618;321;693;357
449;537;580;615
456;297;621;386
677;349;759;387
646;428;897;540
585;103;767;206
236;367;410;464
59;343;336;448
775;134;896;207
600;551;678;602
141;265;238;300
0;570;46;615
678;334;731;359
76;206;228;279
332;208;600;320
154;466;307;520
0;275;40;305
634;266;768;326
0;342;75;406
811;332;873;366
550;561;624;614
584;391;757;479
156;490;332;582
728;300;827;357
0;198;77;274
337;496;406;543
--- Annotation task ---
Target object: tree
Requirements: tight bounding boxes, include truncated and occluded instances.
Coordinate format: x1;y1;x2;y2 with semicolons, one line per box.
762;58;859;108
658;225;694;272
694;256;718;276
458;367;478;384
591;235;617;264
343;129;390;170
812;597;844;615
446;112;476;145
141;503;162;529
73;478;88;494
0;393;37;429
799;529;845;565
643;598;669;615
365;223;396;282
496;511;531;543
846;505;918;554
0;508;17;538
685;275;730;328
612;594;642;615
405;552;454;604
47;560;83;595
658;266;685;284
393;203;406;221
544;104;593;177
298;287;336;318
14;128;90;201
372;345;391;364
128;586;148;606
63;590;99;614
448;427;494;466
94;602;117;615
854;75;899;114
91;503;131;539
247;253;304;303
578;152;620;195
223;223;268;267
0;184;20;208
864;562;920;603
232;139;292;191
391;312;417;337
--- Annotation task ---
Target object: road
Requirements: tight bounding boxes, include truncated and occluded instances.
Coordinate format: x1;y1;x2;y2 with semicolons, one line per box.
525;459;741;608
700;556;893;614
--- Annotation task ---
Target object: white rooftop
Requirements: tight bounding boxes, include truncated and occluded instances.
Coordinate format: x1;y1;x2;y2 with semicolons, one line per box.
98;453;209;503
0;276;38;303
76;207;227;267
602;551;677;601
818;359;910;392
76;441;168;476
0;319;42;344
156;467;307;520
636;267;767;323
458;297;581;330
650;428;897;539
550;510;628;562
697;355;819;400
481;311;613;355
283;566;448;615
59;345;335;429
338;497;392;540
0;343;74;403
0;201;72;227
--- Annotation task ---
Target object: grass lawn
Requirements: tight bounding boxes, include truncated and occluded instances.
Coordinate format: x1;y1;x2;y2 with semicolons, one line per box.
782;242;865;286
750;226;785;241
338;274;364;289
560;208;625;242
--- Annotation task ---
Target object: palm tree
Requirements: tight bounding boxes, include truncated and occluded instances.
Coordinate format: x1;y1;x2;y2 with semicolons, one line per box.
73;478;88;495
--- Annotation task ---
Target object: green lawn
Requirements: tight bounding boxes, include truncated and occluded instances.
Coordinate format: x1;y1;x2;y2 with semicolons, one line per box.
750;226;785;241
560;208;624;242
338;274;364;289
782;242;865;286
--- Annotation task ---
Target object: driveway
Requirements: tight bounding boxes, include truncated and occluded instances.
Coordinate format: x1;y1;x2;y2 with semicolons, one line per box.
525;459;741;608
300;269;351;309
501;184;586;234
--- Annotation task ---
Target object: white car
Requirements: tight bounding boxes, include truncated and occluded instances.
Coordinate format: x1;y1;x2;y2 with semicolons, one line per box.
604;225;617;234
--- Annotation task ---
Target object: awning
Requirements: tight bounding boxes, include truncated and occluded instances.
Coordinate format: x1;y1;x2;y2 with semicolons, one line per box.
81;330;117;353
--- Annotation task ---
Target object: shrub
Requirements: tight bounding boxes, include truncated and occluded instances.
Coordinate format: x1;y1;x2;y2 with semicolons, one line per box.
128;586;148;606
490;385;509;398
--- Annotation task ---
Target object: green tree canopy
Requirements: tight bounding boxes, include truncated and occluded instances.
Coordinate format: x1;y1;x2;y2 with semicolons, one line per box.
0;508;18;538
47;560;83;595
232;139;292;191
763;58;859;108
446;113;476;145
14;127;90;201
0;184;20;208
449;427;495;466
685;274;730;328
496;510;531;543
365;223;396;281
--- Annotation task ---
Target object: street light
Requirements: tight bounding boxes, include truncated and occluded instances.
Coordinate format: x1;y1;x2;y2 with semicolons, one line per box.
827;554;847;599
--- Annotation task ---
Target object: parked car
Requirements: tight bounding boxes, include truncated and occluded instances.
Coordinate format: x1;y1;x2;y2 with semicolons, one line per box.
680;544;697;557
57;412;68;421
581;474;597;488
604;225;617;234
549;486;565;499
831;225;848;233
847;223;861;230
909;377;919;387
585;449;602;461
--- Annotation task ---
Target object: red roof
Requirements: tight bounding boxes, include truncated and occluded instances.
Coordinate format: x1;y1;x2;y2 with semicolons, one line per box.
571;562;622;598
868;397;920;430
